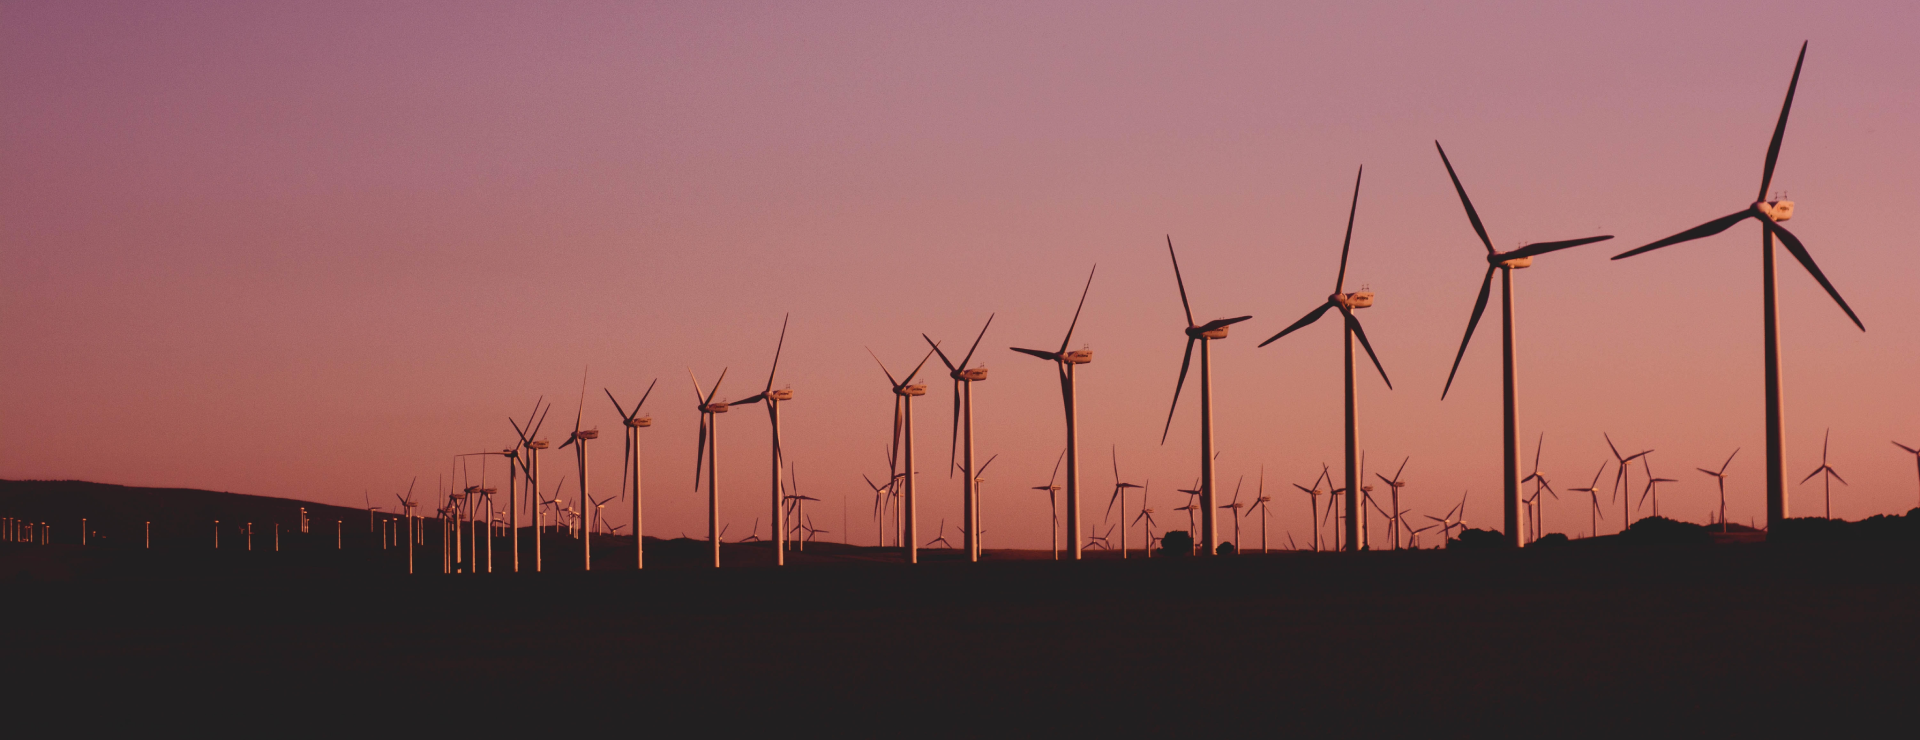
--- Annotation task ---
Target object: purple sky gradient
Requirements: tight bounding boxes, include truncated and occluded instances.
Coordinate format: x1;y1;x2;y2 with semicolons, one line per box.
4;1;1918;546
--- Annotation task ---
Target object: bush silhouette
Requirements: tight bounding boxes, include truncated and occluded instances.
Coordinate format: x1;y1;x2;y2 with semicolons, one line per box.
1771;510;1920;543
1159;530;1193;557
1449;527;1510;550
1622;516;1710;545
1532;532;1569;547
1216;541;1236;556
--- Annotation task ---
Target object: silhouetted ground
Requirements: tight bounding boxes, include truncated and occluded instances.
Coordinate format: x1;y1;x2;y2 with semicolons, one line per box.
4;481;1917;732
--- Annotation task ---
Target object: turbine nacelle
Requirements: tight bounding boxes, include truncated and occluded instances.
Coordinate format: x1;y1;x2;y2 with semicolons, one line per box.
1334;291;1375;309
1488;254;1534;269
768;389;795;401
703;402;730;414
1064;350;1093;364
625;416;652;428
529;440;550;450
1187;325;1231;340
958;367;989;381
574;429;599;441
1758;199;1794;222
895;383;928;397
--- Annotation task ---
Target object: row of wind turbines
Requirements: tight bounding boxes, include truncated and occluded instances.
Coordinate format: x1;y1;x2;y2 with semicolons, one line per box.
391;42;1890;573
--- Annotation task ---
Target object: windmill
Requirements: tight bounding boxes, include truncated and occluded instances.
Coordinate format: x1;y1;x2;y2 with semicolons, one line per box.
1032;449;1067;560
1374;457;1409;551
363;492;382;533
1521;435;1556;543
1158;239;1253;557
925;519;955;550
605;379;656;569
1247;467;1274;553
1435;143;1614;548
556;371;599;572
1218;476;1248;551
1173;479;1203;554
1293;468;1330;552
1104;446;1143;559
1566;463;1607;538
1894;442;1920;508
781;463;818;552
1011;266;1097;561
395;478;417;574
728;315;795;565
1800;429;1847;519
1261;168;1392;552
1132;481;1157;559
690;368;730;568
509;399;552;573
1698;449;1739;533
971;453;999;554
1605;434;1652;533
1612;43;1864;531
870;346;937;564
925;314;995;562
1638;457;1678;519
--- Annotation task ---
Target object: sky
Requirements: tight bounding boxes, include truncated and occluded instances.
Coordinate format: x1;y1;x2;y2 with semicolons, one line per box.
4;0;1918;549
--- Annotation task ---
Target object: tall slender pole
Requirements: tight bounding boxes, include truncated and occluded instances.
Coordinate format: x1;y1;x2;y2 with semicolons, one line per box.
904;395;918;564
962;381;977;562
1343;324;1359;551
1500;267;1521;547
1065;363;1082;561
508;456;518;573
1762;231;1788;527
708;415;721;568
1199;341;1217;555
581;438;591;572
772;401;785;566
531;446;541;573
641;422;656;568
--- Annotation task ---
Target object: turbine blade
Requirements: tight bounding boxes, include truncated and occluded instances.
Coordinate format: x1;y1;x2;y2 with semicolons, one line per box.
1059;266;1097;353
1167;236;1195;326
1441;266;1496;399
694;416;708;490
949;380;961;477
924;333;958;372
1611;211;1752;260
1198;316;1253;333
1760;41;1808;201
1721;448;1739;473
1009;347;1057;360
1258;301;1335;347
904;346;938;384
633;378;657;415
867;347;900;387
1344;310;1392;390
1335;165;1362;293
1765;220;1864;331
1160;338;1196;444
765;313;789;392
959;313;995;370
1435;141;1494;254
1507;234;1614;260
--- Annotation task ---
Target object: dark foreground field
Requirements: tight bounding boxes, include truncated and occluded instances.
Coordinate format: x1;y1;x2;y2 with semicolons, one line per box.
4;539;1917;734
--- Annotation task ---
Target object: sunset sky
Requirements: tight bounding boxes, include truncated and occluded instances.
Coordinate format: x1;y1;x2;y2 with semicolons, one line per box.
4;1;1917;549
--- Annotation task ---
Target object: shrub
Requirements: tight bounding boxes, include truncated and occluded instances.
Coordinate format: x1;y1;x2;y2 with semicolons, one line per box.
1449;528;1510;550
1159;530;1194;557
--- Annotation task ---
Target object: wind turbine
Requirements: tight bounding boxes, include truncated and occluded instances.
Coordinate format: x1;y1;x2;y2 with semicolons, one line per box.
1261;167;1392;552
1698;449;1739;533
1375;458;1409;551
1567;463;1607;538
925;519;955;550
690;368;730;567
926;314;994;563
605;380;656;569
1801;429;1847;519
1132;481;1157;559
971;452;999;554
395;478;417;574
1104;446;1143;559
870;347;937;564
728;315;795;565
556;372;599;572
1032;449;1066;560
1435;143;1615;549
1521;435;1555;543
1012;266;1097;561
1159;239;1253;557
1248;468;1273;554
1605;434;1652;533
1218;476;1247;551
509;399;551;573
1293;469;1330;552
1173;480;1203;554
1638;457;1678;519
1895;442;1920;508
1612;43;1864;531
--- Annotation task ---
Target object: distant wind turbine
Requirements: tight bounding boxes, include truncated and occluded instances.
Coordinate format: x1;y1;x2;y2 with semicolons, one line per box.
557;371;599;572
1104;446;1143;559
1605;434;1652;533
1160;239;1252;557
870;346;937;564
1032;449;1067;560
1800;429;1847;519
1697;449;1739;533
1566;463;1607;538
690;368;730;567
1637;456;1677;519
1895;442;1920;509
605;379;656;569
926;313;995;562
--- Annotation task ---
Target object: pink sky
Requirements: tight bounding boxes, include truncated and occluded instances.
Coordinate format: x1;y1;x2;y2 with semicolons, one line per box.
4;1;1918;548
